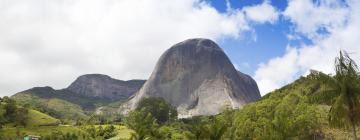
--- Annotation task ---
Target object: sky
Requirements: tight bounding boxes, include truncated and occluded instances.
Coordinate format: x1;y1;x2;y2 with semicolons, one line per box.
0;0;359;96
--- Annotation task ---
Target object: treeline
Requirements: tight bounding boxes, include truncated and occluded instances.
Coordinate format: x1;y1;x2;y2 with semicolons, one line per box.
124;96;321;139
42;125;117;140
124;97;238;139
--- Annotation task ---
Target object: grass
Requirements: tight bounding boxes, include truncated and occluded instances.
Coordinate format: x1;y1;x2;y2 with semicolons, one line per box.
26;109;60;127
108;125;133;140
12;93;89;122
0;125;133;140
1;126;88;140
315;105;360;139
79;124;133;140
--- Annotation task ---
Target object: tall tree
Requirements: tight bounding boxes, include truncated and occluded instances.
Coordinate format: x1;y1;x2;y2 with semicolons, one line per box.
136;97;177;124
207;118;227;140
126;110;158;140
315;51;360;140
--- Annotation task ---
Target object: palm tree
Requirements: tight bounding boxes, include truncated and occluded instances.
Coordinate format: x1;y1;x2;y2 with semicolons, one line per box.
315;51;360;140
130;130;148;140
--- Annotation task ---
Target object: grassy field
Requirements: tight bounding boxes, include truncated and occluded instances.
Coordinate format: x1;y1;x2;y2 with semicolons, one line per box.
79;124;133;140
12;93;89;122
1;124;133;140
26;109;60;127
108;125;133;140
1;126;88;140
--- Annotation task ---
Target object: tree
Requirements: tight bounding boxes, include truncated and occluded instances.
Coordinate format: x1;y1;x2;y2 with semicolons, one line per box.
13;107;28;127
136;97;177;124
126;109;158;140
2;97;28;127
207;118;227;140
315;51;360;140
3;97;17;117
103;125;117;139
180;116;212;140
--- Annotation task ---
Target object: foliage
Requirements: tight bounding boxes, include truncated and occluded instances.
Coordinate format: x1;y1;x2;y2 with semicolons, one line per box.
125;97;180;139
0;96;29;127
1;125;91;140
231;92;320;140
42;131;79;140
84;125;117;139
126;110;159;140
136;97;177;124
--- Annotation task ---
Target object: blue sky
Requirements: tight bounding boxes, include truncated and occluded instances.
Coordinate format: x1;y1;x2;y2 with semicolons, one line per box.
205;0;359;95
0;0;359;96
208;0;306;75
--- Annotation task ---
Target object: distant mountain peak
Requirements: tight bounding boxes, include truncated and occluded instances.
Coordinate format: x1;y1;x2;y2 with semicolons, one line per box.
67;74;145;100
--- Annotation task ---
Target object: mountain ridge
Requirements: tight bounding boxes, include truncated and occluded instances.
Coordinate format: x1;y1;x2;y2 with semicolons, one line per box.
67;74;146;100
11;74;146;122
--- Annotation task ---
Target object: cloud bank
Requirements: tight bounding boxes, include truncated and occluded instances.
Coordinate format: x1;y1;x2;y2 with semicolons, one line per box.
0;0;279;96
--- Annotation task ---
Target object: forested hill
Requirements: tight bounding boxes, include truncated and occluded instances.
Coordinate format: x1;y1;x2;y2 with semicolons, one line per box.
119;71;359;139
226;72;354;139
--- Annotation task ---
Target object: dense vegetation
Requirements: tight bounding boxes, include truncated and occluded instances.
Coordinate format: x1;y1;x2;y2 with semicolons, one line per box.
0;96;29;127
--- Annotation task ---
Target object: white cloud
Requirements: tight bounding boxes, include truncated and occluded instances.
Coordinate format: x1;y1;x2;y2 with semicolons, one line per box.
255;47;301;94
255;0;360;95
243;1;279;24
0;0;279;96
283;0;349;38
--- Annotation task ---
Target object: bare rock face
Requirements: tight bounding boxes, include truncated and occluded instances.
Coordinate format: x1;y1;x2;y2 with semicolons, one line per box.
67;74;145;100
121;38;260;117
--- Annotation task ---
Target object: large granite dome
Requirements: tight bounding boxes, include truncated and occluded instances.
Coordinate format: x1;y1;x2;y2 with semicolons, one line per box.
121;38;260;117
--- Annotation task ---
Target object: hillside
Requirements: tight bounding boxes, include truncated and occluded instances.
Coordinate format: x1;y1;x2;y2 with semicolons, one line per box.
227;73;357;139
12;87;111;110
119;71;360;139
10;75;146;122
11;87;93;122
0;104;59;127
26;109;60;127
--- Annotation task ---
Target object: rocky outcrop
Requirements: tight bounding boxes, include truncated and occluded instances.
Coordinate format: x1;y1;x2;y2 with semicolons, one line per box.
67;74;145;100
121;38;261;117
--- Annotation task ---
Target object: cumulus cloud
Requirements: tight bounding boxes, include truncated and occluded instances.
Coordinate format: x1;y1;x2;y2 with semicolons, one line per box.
0;0;279;96
243;1;279;24
255;47;301;95
255;0;360;95
283;0;349;39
